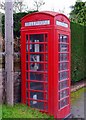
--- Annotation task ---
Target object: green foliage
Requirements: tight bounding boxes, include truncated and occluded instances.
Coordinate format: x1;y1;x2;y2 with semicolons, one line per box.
70;1;86;25
1;11;37;38
71;22;85;82
84;26;86;77
2;104;54;119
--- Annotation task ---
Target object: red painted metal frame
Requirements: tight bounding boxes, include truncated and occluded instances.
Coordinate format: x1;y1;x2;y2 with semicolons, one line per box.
21;11;71;119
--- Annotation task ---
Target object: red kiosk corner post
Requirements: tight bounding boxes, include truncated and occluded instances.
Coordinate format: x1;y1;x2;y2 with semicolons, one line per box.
20;11;71;119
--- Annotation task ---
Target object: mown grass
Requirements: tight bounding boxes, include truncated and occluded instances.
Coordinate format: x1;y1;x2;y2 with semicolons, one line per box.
2;104;54;119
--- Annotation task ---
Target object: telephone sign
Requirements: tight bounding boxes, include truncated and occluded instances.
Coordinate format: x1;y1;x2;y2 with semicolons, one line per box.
21;11;71;119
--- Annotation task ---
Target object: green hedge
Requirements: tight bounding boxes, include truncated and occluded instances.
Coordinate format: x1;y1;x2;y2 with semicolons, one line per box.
84;26;86;79
71;22;85;82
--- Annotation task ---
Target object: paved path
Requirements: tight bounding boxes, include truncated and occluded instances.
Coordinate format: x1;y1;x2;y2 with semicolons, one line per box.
71;87;85;118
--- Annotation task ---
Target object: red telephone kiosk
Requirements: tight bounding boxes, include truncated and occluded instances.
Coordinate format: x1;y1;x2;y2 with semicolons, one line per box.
21;11;71;118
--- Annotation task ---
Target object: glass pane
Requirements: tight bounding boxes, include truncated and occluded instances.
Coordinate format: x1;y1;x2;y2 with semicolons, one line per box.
30;54;44;62
59;98;68;109
30;101;44;110
59;53;68;61
59;80;68;90
59;35;68;43
59;62;68;70
59;44;68;52
30;34;44;42
30;82;44;90
59;89;68;99
59;71;68;80
30;73;44;80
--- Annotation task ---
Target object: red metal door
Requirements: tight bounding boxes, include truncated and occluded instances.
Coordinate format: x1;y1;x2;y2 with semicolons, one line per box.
24;32;49;112
57;31;71;118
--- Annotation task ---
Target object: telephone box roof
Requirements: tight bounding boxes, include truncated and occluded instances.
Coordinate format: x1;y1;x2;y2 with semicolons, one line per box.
21;11;70;22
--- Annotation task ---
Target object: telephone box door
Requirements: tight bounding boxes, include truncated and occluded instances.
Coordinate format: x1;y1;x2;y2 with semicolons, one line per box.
24;32;50;112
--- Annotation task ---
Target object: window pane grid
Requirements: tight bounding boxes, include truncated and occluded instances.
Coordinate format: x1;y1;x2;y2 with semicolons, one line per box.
25;34;48;111
58;34;69;109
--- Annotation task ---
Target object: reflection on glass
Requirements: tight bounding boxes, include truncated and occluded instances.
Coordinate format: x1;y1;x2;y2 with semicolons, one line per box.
59;35;68;43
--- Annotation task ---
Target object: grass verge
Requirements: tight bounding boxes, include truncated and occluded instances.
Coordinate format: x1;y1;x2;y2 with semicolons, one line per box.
2;104;54;119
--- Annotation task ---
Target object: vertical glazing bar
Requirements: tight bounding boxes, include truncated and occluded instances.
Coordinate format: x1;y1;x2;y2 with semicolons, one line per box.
28;34;30;106
44;34;46;110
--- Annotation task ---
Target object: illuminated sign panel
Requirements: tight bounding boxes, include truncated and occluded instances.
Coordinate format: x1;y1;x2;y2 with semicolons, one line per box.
56;20;68;28
25;20;50;26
